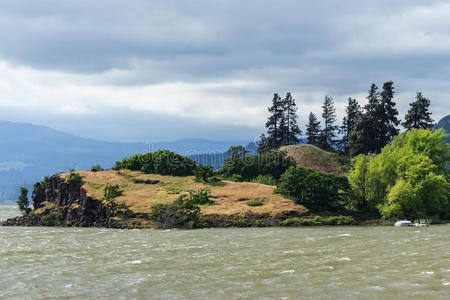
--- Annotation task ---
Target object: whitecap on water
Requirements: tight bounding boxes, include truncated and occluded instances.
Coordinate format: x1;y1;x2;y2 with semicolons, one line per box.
128;260;142;265
280;270;295;274
420;271;434;275
337;257;351;261
337;233;352;237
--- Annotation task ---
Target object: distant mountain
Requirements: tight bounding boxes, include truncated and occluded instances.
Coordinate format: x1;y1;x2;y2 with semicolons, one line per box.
435;114;450;143
0;120;248;203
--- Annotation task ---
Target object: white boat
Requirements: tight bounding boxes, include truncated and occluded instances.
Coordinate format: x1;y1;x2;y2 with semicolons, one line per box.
394;219;412;227
414;219;431;227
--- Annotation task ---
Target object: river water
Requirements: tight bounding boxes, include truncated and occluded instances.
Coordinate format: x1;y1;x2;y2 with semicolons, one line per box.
1;206;450;299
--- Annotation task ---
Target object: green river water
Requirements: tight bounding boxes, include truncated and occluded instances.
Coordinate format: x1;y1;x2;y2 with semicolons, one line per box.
1;206;450;299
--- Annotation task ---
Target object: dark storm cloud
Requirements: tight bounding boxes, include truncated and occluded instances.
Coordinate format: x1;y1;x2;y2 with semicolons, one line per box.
0;0;448;141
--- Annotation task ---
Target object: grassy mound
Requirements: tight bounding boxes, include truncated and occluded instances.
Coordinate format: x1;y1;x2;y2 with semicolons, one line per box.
280;144;344;175
61;170;307;218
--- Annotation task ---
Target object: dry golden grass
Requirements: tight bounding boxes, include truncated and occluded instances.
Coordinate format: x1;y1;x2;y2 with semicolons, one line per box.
280;144;344;175
59;170;306;216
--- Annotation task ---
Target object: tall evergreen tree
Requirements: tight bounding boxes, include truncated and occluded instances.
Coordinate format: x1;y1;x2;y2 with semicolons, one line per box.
403;92;434;130
281;92;302;145
306;112;321;146
379;80;400;147
340;97;361;153
17;187;30;214
265;93;284;149
257;133;270;154
319;95;338;150
348;83;381;156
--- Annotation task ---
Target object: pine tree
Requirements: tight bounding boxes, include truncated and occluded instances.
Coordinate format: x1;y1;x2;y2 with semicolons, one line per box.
379;80;400;147
348;83;380;156
257;133;270;154
319;95;338;150
340;97;361;153
403;92;434;130
265;93;284;149
306;112;321;146
17;187;30;214
281;92;302;145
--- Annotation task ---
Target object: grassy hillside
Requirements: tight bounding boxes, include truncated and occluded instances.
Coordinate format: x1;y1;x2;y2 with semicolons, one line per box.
62;170;307;218
280;144;344;175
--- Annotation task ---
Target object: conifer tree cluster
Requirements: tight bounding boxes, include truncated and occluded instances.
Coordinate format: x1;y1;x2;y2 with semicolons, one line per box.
260;92;302;152
259;81;435;157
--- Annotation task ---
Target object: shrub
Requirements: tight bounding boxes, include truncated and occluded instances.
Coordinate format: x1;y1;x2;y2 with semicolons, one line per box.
116;202;135;218
251;174;277;186
40;176;50;187
17;187;31;214
104;184;124;201
189;189;213;205
247;200;263;207
280;216;355;226
231;174;243;182
218;149;296;181
277;166;351;212
150;195;201;229
113;150;196;176
90;165;104;172
194;164;214;182
41;212;63;226
65;171;84;186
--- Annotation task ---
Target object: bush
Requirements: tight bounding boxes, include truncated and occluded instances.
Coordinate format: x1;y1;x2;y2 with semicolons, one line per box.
218;149;296;181
90;165;104;172
277;166;351;212
17;187;31;214
41;212;63;226
280;216;355;226
189;189;213;205
251;174;277;186
40;176;50;187
116;202;135;218
247;200;263;207
113;150;196;176
194;164;214;182
150;195;201;229
65;171;84;186
231;174;243;182
104;184;124;201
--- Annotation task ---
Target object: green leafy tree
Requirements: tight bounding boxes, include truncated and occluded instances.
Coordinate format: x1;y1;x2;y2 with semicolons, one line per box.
104;184;124;201
348;129;449;220
319;95;338;150
403;92;434;130
90;165;104;172
65;171;84;186
306;112;321;146
17;187;31;214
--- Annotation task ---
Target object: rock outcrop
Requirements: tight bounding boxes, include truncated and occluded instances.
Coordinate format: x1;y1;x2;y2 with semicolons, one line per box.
2;175;122;228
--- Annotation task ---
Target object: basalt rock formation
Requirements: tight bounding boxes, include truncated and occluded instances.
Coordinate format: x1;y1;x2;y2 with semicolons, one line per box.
2;175;122;228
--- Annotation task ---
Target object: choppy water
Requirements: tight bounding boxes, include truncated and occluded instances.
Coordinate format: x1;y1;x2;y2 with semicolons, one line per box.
1;206;450;299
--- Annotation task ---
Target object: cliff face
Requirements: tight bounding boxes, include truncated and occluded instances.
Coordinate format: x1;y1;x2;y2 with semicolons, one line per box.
2;175;121;228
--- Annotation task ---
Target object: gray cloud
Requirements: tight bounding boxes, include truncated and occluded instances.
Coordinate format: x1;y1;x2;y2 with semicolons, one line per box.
0;0;448;142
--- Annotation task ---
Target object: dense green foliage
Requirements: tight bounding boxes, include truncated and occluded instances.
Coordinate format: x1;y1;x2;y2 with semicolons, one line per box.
150;195;201;229
104;184;124;201
281;216;355;226
348;129;450;220
90;165;104;172
113;150;196;176
65;171;84;186
17;187;31;214
403;92;434;130
340;97;361;154
246;200;264;207
218;149;296;181
194;164;214;183
116;202;135;218
251;174;277;186
277;166;351;212
40;176;50;187
189;189;213;205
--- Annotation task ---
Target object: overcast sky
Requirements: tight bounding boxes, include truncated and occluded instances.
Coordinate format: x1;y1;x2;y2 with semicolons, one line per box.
0;0;449;142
